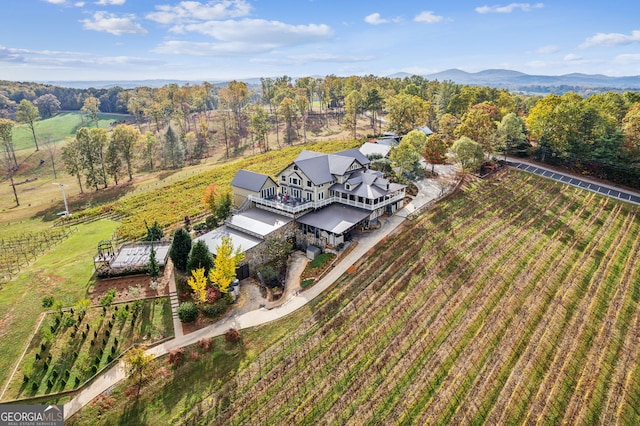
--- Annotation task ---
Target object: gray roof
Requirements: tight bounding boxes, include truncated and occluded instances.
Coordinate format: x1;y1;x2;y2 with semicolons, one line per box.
359;142;392;158
416;126;434;135
297;204;370;235
231;169;275;192
110;243;170;269
331;170;403;199
335;148;371;166
292;150;367;185
194;225;262;256
225;208;292;239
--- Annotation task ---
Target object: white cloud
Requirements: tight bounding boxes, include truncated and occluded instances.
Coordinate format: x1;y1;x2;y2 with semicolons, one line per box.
81;11;147;35
44;0;67;4
563;53;582;62
475;3;544;14
178;19;332;45
74;1;85;6
95;0;125;5
153;40;274;56
146;0;251;24
414;11;444;24
535;44;560;54
580;30;640;48
615;54;640;65
365;13;388;25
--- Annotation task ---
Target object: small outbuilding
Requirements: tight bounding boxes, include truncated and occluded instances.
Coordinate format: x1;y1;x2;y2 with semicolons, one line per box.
231;169;278;209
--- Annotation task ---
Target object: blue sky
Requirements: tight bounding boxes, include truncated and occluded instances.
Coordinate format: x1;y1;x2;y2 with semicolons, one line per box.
1;0;639;82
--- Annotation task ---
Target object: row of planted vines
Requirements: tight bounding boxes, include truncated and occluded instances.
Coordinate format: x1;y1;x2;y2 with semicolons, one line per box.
70;139;360;241
179;169;640;425
5;298;173;400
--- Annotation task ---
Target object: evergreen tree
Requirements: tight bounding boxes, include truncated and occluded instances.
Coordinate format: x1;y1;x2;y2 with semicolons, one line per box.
169;228;192;271
147;246;160;278
187;240;214;275
163;125;184;169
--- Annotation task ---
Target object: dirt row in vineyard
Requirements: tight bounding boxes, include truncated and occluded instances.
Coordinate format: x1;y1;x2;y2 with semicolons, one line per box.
183;170;640;425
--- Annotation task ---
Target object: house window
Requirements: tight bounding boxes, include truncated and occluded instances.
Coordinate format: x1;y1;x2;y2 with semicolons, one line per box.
290;177;300;186
345;183;351;190
281;175;286;182
306;192;313;201
292;188;301;198
318;192;324;200
307;181;312;187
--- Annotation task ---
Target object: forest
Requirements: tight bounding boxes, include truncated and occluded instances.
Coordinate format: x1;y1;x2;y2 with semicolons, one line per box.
1;74;640;193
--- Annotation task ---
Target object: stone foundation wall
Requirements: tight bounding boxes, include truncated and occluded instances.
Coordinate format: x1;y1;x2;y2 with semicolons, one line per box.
243;221;297;273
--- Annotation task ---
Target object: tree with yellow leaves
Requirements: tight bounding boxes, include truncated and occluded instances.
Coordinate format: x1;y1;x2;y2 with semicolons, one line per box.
209;236;245;293
187;267;207;302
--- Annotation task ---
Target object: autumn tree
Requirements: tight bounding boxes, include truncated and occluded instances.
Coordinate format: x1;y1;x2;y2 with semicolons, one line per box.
344;90;363;140
209;236;245;293
61;138;84;193
16;99;40;150
454;108;497;156
110;124;140;181
105;136;123;185
163;125;184;169
278;97;298;143
495;112;528;159
622;103;640;156
187;267;208;302
364;87;383;134
81;96;100;127
390;135;423;177
385;93;430;135
423;133;448;174
34;94;61;118
76;127;107;190
450;136;484;173
247;104;271;152
42;136;60;179
123;347;154;399
0;118;19;205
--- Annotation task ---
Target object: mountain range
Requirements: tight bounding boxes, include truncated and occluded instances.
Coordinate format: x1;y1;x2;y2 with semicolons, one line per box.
42;69;640;92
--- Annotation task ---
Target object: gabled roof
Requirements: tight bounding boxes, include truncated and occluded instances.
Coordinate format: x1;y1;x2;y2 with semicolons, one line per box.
331;169;403;199
335;148;370;166
289;150;368;185
231;170;276;192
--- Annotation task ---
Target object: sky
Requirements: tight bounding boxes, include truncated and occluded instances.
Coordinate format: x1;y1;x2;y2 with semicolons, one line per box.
1;0;639;83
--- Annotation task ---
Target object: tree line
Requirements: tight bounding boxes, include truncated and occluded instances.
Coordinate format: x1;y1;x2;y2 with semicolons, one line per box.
2;75;640;201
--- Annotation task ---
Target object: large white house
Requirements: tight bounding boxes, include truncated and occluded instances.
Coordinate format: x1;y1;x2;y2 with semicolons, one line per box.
232;148;406;249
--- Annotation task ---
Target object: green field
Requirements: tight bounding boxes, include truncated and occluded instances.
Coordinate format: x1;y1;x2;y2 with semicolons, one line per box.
0;220;119;391
66;169;640;425
12;112;131;151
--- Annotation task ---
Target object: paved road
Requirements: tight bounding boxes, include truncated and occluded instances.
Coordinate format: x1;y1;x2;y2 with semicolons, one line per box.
64;167;461;420
507;160;640;205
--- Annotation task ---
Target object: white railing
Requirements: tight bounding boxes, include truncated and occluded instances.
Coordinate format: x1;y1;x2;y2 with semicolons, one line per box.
249;191;405;214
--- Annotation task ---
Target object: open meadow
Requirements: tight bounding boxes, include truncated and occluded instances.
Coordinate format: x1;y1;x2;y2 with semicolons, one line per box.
108;168;638;425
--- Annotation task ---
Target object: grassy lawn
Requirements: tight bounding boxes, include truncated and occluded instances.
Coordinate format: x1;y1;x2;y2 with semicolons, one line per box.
12;112;131;150
4;298;173;400
0;219;119;393
67;306;311;425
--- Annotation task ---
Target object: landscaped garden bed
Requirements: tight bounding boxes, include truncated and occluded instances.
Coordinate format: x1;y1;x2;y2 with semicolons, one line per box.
3;297;173;400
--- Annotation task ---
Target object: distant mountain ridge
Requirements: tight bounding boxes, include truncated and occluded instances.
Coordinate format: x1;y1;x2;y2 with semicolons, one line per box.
421;69;640;90
42;69;640;92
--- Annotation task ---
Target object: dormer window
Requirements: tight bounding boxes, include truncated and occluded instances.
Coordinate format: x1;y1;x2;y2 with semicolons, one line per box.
345;183;351;190
294;165;299;170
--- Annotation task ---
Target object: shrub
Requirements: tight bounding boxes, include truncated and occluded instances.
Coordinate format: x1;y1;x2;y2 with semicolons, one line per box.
201;299;228;318
168;348;185;367
301;278;314;289
206;286;221;304
189;351;201;361
99;289;117;307
62;315;76;327
41;296;55;308
197;337;213;352
177;302;198;323
259;265;280;287
224;328;241;343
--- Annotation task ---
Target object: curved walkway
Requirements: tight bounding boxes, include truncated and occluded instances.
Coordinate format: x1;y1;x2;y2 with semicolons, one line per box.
507;159;640;205
63;165;460;420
